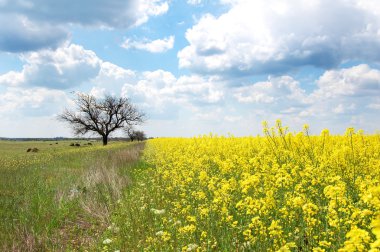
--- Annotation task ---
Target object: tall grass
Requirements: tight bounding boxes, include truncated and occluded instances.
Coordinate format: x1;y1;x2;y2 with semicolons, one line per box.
0;140;144;251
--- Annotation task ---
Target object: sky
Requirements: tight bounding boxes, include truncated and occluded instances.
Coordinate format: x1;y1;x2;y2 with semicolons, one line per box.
0;0;379;138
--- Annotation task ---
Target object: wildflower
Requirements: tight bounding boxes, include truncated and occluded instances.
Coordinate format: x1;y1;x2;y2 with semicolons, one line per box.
187;243;198;251
241;241;251;249
370;216;380;250
321;128;330;136
151;208;165;215
277;242;297;251
156;230;171;241
186;215;196;222
339;226;370;252
201;231;207;239
179;224;196;234
103;238;112;244
319;240;331;248
156;231;164;236
107;223;120;233
312;247;325;252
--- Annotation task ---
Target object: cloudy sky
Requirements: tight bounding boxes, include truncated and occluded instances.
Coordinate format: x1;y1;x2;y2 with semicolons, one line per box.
0;0;379;138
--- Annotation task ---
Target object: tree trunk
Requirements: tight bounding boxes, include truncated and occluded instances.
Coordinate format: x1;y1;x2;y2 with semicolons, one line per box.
102;135;108;146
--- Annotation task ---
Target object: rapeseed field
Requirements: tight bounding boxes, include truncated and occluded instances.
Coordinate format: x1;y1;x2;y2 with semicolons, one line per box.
105;121;380;252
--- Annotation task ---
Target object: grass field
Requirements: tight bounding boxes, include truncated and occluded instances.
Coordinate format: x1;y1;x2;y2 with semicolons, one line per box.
0;139;144;251
2;123;380;251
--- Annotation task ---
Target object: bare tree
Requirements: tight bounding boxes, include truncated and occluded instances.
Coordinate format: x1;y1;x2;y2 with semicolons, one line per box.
58;93;144;145
134;130;146;141
125;125;137;142
125;126;146;142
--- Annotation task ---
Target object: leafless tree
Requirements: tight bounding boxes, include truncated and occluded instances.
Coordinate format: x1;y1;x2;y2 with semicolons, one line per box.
125;126;146;142
58;93;144;145
125;125;137;142
134;130;146;141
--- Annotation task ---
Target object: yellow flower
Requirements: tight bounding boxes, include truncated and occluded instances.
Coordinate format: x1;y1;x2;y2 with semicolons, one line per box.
179;224;196;234
339;226;370;252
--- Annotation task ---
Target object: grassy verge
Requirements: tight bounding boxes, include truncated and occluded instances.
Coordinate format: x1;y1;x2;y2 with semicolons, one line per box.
0;140;144;251
97;159;155;251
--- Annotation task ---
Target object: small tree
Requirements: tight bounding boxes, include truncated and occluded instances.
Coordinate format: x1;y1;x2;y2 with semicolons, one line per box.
125;125;137;142
125;126;146;142
59;93;144;145
134;130;146;141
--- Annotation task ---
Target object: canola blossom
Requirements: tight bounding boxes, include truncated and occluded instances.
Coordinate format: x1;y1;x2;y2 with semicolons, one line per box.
107;122;380;252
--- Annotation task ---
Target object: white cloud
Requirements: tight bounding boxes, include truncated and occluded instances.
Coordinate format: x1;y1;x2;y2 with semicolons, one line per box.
117;64;379;134
0;14;67;52
234;76;307;104
122;36;175;53
0;87;69;116
313;64;380;98
332;103;356;114
187;0;203;5
230;64;380;133
2;0;169;28
0;70;25;87
224;115;242;123
298;64;380;120
89;87;107;98
234;82;275;104
0;116;72;138
97;62;135;80
0;0;169;52
135;0;169;26
121;70;225;118
0;44;101;89
90;61;136;94
178;0;380;75
368;103;380;110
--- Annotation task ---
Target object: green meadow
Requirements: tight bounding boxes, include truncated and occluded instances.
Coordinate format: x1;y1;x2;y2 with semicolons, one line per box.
0;140;144;251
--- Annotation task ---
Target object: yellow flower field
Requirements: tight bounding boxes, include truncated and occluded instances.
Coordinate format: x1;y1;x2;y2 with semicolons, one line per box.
107;121;380;251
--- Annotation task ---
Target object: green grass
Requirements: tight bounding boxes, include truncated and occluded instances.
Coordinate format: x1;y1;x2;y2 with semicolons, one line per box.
0;140;144;251
98;159;154;251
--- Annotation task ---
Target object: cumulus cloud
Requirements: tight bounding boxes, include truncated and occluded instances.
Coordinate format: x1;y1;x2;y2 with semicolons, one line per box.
232;64;380;131
121;70;224;117
135;0;169;26
89;61;136;96
0;14;67;52
0;44;101;89
0;0;169;52
97;62;135;81
234;76;308;105
121;36;175;53
1;0;169;28
0;87;69;116
298;64;380;119
312;64;380;98
178;0;380;75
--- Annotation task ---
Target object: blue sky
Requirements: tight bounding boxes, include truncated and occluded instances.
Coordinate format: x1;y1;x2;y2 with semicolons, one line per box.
0;0;379;138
